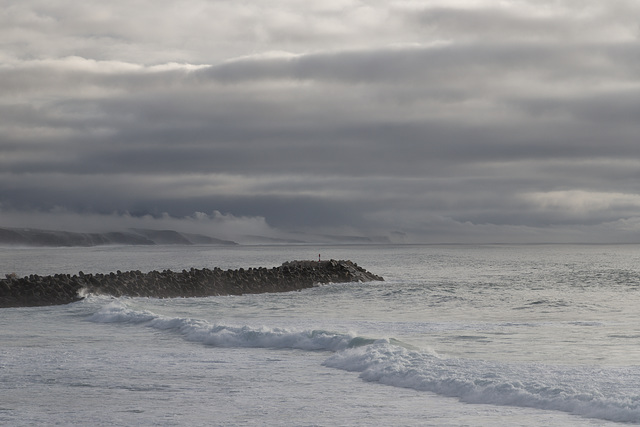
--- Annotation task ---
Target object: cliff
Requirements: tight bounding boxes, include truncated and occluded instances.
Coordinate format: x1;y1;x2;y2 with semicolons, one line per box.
0;260;383;308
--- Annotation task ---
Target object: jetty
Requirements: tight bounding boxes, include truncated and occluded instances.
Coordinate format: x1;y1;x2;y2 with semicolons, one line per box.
0;260;384;308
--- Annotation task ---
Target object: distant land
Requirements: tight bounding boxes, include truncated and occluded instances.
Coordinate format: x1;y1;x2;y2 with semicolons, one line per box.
0;227;392;247
0;227;237;247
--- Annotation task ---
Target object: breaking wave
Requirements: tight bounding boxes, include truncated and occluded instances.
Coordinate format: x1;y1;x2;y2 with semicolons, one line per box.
324;343;640;423
88;301;367;352
88;301;640;424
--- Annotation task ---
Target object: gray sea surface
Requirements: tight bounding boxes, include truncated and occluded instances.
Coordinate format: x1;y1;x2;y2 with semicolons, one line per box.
1;244;639;425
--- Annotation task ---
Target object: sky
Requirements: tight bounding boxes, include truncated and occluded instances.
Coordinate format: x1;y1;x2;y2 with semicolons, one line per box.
2;0;640;243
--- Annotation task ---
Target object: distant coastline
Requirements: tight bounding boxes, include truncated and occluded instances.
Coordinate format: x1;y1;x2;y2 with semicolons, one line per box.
0;227;392;247
0;227;238;247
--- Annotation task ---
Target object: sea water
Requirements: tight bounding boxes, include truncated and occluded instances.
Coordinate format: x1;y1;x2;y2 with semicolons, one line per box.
2;244;640;426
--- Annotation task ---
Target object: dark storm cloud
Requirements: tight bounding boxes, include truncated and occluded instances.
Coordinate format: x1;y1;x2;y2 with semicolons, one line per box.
3;0;640;243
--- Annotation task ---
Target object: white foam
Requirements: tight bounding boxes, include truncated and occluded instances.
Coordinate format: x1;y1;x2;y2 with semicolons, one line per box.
88;301;640;423
323;341;640;424
88;301;359;352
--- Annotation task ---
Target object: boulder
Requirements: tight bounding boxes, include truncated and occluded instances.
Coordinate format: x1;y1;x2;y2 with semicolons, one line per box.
0;260;383;308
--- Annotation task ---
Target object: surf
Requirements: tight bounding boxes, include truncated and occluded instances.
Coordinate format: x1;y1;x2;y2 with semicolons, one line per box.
87;299;640;424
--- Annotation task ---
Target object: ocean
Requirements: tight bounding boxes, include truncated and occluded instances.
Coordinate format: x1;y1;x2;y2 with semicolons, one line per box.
2;244;640;426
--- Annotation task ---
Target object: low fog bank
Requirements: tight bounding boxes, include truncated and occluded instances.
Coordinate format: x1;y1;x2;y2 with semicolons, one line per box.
0;227;393;247
5;208;640;246
0;210;394;247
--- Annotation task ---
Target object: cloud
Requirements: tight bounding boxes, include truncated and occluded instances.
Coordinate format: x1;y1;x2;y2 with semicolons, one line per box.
0;208;279;242
2;1;640;243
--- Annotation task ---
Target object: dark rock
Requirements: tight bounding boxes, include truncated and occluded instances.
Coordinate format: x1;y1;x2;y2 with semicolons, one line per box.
0;260;383;308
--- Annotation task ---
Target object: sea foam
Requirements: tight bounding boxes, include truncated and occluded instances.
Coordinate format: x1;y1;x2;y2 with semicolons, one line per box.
88;301;640;424
324;342;640;423
88;301;363;352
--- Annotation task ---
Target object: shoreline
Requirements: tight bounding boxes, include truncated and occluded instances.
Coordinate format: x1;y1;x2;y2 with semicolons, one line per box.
0;260;383;308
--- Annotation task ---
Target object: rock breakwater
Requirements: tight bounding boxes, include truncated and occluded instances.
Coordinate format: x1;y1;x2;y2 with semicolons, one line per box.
0;260;384;308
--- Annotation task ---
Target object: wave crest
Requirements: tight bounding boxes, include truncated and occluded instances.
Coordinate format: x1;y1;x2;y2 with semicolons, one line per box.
88;301;362;352
324;342;640;423
88;301;640;423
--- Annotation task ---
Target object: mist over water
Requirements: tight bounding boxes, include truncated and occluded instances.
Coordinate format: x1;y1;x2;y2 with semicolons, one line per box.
2;244;640;425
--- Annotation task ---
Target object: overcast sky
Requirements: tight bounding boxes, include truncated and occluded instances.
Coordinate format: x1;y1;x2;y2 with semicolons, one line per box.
2;0;640;243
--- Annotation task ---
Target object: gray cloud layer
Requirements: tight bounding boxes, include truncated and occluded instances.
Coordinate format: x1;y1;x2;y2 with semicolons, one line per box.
2;0;640;243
